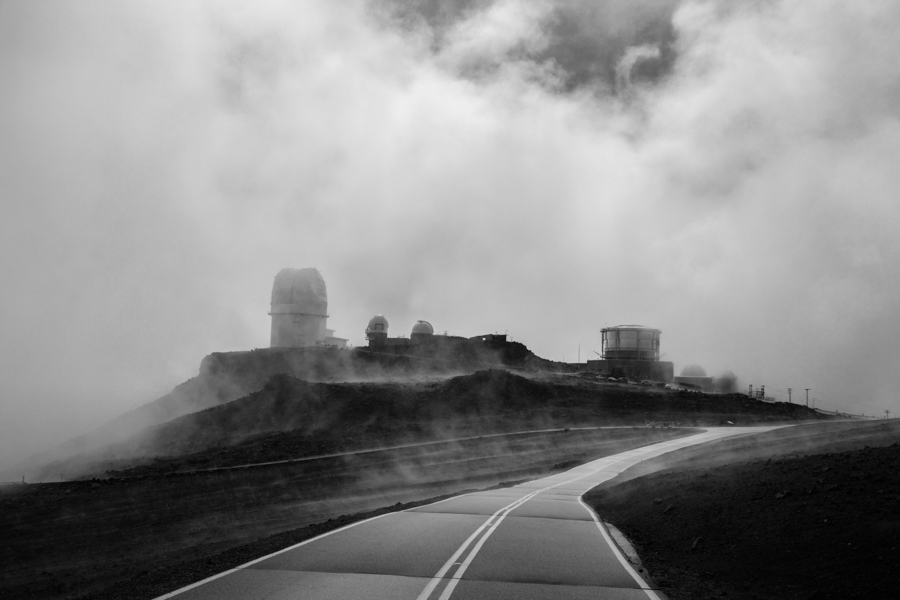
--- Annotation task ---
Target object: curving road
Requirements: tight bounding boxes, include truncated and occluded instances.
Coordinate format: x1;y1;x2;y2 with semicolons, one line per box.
157;427;779;600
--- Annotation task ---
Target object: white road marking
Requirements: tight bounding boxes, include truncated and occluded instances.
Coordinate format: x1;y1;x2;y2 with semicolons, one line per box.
151;511;395;599
155;427;783;600
413;489;545;600
578;496;663;600
418;462;628;600
419;427;783;600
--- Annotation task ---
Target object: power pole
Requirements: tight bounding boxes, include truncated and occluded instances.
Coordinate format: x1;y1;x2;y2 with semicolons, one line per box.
788;388;792;403
805;388;810;407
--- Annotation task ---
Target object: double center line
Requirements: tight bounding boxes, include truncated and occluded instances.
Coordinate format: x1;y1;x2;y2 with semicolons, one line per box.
413;437;704;600
414;466;608;600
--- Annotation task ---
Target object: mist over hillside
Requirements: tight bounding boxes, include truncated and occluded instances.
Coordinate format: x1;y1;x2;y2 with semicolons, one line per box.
22;342;827;482
13;338;560;480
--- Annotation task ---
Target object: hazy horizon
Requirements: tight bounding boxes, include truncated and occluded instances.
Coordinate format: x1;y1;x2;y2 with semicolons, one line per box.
3;0;899;470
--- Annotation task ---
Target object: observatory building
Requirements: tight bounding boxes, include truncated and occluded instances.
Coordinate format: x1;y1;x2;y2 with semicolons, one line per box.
674;364;715;391
410;320;434;343
365;315;436;347
365;314;390;346
269;268;346;348
586;324;674;382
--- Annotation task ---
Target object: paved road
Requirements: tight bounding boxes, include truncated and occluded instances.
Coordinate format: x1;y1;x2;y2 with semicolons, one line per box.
158;427;778;600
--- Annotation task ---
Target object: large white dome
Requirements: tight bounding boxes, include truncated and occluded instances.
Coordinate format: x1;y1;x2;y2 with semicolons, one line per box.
270;268;327;316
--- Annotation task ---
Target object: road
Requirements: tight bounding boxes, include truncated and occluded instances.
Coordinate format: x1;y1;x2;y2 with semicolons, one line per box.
157;427;778;600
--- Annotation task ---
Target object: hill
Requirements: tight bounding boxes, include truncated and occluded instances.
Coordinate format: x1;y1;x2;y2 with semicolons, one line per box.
19;337;555;478
35;367;829;480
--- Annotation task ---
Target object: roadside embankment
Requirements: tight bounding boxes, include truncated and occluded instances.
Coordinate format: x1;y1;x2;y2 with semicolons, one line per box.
585;420;900;599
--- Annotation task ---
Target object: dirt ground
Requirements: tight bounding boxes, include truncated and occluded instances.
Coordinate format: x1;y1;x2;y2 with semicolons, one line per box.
586;420;900;599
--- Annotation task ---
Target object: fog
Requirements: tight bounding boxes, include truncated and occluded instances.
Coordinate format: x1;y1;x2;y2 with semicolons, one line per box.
2;0;899;469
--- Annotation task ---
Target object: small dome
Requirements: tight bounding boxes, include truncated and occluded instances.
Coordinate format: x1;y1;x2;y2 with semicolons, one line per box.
411;320;434;335
717;370;736;382
367;314;389;333
680;364;707;377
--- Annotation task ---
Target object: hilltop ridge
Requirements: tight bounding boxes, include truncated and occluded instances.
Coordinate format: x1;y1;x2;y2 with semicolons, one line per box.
16;338;559;479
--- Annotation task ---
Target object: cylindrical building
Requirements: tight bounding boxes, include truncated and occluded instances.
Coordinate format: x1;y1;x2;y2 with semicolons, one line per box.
269;268;329;348
601;325;661;361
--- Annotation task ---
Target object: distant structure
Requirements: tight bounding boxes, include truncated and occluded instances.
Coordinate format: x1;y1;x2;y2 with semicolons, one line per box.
366;315;436;347
269;268;346;348
470;333;507;343
586;324;674;382
365;314;390;346
410;320;434;343
715;370;737;393
674;364;714;390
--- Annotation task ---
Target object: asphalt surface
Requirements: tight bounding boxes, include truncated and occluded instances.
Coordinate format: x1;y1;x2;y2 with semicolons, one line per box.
157;427;779;600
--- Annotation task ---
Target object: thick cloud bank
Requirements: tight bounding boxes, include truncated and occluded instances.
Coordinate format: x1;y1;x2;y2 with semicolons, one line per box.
1;0;898;467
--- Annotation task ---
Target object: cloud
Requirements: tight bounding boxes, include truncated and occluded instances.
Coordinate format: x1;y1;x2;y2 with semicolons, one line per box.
2;0;899;467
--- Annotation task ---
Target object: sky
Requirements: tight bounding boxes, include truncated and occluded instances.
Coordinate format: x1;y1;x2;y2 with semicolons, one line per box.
2;0;899;468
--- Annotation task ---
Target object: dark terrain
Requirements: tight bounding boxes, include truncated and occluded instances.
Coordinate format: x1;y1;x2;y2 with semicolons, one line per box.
586;420;900;600
2;341;876;600
37;368;826;480
19;338;549;479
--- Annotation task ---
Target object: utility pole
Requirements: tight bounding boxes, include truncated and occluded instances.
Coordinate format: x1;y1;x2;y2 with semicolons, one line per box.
788;388;792;403
749;384;753;397
805;388;810;407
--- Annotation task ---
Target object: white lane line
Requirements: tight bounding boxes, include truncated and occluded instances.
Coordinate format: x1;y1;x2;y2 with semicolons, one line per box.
425;428;772;600
419;463;624;600
151;511;395;599
153;488;495;600
414;489;546;600
578;496;663;600
157;428;770;599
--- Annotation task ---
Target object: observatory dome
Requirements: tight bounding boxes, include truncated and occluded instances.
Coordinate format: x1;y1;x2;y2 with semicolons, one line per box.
680;364;707;377
367;314;389;333
411;320;434;336
270;268;327;316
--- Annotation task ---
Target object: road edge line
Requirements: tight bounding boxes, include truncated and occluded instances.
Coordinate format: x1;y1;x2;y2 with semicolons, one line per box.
577;495;667;600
